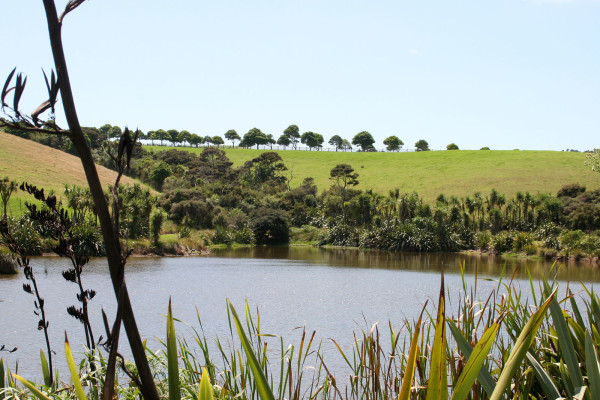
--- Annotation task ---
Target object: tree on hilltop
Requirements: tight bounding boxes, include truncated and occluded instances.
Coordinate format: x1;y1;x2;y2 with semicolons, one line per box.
352;131;375;152
283;124;300;149
240;127;268;149
301;131;324;150
415;139;430;151
329;135;344;151
383;136;403;152
224;129;241;147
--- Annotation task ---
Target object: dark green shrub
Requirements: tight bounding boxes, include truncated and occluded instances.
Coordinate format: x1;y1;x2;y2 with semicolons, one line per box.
169;200;219;229
491;232;514;254
118;184;155;239
249;208;290;245
475;231;491;250
557;183;586;198
150;209;166;246
0;254;17;274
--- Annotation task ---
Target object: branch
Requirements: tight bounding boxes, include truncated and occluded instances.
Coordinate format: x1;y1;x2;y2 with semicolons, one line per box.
58;0;87;24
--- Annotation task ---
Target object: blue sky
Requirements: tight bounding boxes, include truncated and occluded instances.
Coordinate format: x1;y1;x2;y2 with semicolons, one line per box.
2;0;599;150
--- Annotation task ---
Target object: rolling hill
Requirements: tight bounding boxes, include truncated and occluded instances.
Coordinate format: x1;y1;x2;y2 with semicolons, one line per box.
147;145;600;202
0;131;144;216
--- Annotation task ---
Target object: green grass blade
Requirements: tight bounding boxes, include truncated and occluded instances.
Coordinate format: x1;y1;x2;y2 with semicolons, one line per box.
426;273;448;400
585;332;600;399
198;368;214;400
525;352;562;400
451;322;500;400
398;303;427;400
489;287;557;400
65;334;86;400
11;374;52;400
227;300;275;400
544;280;585;390
1;358;5;399
167;298;181;400
447;321;496;396
40;350;50;387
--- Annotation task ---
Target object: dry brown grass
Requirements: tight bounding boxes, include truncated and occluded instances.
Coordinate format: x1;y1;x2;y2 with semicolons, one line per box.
0;131;147;215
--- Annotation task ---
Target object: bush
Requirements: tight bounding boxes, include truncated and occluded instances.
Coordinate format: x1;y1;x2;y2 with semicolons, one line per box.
0;216;42;256
475;231;491;251
577;233;600;257
491;231;514;254
326;220;359;247
233;227;255;244
212;225;233;245
559;230;585;252
557;183;586;198
249;208;290;245
512;232;534;253
0;254;17;274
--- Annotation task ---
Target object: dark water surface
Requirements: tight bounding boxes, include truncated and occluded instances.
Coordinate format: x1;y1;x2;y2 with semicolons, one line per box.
1;247;598;379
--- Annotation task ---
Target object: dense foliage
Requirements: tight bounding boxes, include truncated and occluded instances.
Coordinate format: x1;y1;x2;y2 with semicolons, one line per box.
1;132;599;257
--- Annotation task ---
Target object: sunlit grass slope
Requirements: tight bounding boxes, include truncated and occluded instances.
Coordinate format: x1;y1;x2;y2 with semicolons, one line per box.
147;145;599;202
0;131;144;216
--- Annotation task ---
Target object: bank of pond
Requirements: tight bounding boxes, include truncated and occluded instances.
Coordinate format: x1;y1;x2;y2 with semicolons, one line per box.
1;250;600;399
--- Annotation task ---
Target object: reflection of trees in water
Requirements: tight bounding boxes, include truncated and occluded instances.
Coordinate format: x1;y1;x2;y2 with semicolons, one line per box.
211;246;599;282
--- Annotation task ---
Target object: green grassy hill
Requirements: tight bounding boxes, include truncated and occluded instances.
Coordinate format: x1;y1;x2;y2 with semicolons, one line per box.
0;132;144;217
148;145;599;202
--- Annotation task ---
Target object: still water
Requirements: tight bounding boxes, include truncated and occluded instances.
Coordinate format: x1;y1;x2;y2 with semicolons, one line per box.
1;247;598;379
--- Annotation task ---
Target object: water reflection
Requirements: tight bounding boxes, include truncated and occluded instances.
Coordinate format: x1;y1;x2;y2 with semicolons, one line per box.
212;246;600;282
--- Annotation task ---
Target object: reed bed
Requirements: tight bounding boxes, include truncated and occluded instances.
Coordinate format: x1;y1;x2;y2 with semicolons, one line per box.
1;264;599;400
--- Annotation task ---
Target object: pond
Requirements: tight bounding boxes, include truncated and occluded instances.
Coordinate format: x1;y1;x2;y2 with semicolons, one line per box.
1;247;598;380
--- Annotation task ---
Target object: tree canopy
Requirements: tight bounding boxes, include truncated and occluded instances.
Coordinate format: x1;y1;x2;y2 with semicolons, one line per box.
328;135;344;151
352;131;375;152
283;125;300;149
240;128;269;149
224;129;241;147
446;143;459;150
383;136;403;152
415;139;430;151
301;131;324;150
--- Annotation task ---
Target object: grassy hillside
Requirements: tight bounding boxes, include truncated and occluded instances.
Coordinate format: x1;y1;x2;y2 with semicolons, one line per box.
147;145;600;202
0;132;144;217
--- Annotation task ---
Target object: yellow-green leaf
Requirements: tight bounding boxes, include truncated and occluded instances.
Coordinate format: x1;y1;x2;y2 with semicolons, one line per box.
40;349;50;387
426;274;448;400
65;333;87;400
11;374;52;400
198;367;214;400
489;287;557;400
228;300;275;400
398;303;427;400
167;298;181;400
451;323;500;400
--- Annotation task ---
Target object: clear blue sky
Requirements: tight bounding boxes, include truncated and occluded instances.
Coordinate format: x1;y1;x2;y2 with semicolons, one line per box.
2;0;599;150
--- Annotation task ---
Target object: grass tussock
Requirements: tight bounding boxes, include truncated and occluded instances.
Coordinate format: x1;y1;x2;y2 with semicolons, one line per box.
0;254;17;274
